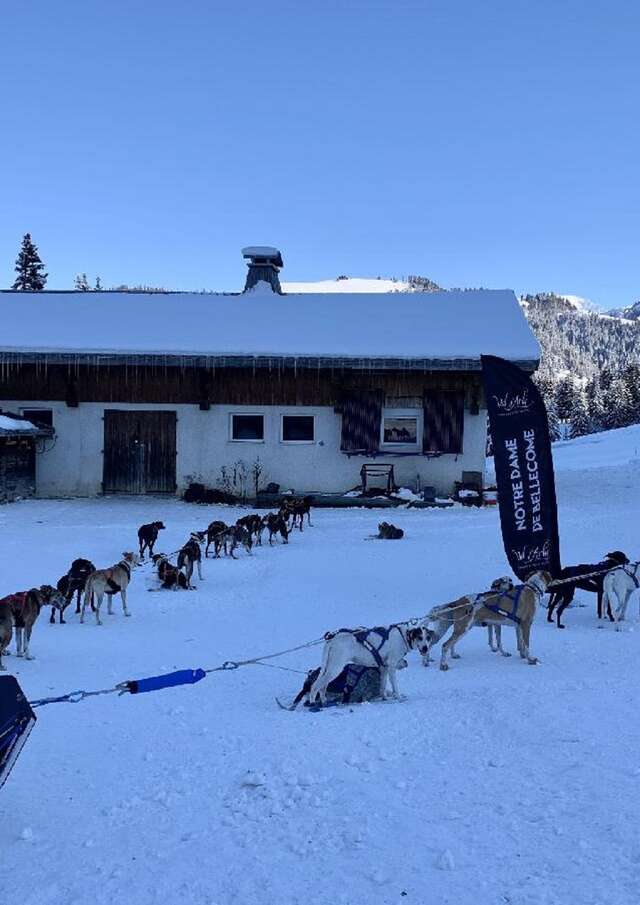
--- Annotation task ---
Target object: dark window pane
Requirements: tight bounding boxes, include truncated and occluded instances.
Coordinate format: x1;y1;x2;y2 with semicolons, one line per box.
232;415;264;440
21;408;53;428
282;415;314;442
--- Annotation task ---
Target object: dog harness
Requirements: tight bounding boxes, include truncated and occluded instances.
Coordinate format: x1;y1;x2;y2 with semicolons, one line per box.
622;563;640;588
477;585;527;625
105;561;131;595
352;627;393;667
327;627;393;668
0;592;29;612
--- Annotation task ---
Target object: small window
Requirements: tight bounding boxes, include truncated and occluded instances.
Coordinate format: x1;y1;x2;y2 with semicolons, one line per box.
382;416;418;445
231;414;264;441
282;415;314;443
21;408;53;428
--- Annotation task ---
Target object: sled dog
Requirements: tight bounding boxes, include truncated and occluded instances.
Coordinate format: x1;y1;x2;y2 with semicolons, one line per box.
81;553;139;625
0;585;64;665
427;571;552;670
308;623;434;704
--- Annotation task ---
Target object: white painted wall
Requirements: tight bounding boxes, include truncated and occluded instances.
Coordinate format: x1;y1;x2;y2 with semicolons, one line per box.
1;400;487;498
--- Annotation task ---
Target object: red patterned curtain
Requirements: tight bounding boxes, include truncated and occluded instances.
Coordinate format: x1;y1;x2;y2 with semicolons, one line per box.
423;391;464;454
340;390;384;454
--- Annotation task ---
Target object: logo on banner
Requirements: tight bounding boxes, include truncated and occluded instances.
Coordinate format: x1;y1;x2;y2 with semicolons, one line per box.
511;540;552;569
492;390;534;417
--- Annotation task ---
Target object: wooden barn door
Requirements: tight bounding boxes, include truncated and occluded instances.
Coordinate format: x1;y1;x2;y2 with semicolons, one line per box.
103;410;177;494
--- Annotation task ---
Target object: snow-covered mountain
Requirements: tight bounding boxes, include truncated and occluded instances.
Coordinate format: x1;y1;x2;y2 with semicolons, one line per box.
281;274;440;293
608;300;640;322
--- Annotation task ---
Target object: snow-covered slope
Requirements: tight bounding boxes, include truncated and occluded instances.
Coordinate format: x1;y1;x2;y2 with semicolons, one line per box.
2;427;639;905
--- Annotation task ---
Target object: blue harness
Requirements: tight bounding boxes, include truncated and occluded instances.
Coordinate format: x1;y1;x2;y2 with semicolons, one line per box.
479;585;527;625
351;626;393;668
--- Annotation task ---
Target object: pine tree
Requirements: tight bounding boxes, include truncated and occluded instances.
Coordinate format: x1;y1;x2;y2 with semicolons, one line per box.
94;276;103;291
601;382;624;430
570;393;591;438
622;364;640;424
12;233;48;290
585;376;605;432
545;395;562;441
554;377;579;420
74;273;90;291
534;375;561;441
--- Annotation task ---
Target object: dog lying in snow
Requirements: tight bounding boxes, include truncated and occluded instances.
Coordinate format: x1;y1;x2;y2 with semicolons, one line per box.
308;623;434;704
152;554;189;590
602;561;640;627
137;521;165;560
0;585;64;666
425;571;552;670
81;552;139;625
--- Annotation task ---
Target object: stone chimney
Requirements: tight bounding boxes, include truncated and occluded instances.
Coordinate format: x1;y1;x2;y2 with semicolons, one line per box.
242;247;283;294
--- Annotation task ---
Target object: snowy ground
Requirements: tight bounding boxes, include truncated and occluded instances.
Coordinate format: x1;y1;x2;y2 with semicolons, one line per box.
2;427;640;905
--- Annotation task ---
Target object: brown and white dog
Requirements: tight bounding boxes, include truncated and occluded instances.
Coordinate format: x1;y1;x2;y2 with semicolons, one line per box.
152;554;189;590
308;623;434;704
236;514;265;546
422;575;515;665
81;552;140;625
219;525;253;559
426;571;553;670
138;521;166;560
282;496;313;531
263;512;289;545
0;585;64;665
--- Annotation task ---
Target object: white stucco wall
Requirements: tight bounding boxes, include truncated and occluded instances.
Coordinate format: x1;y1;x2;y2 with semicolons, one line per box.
1;400;488;498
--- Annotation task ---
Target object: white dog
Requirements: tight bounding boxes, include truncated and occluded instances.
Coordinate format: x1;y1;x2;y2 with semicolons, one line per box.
308;623;434;704
602;562;640;627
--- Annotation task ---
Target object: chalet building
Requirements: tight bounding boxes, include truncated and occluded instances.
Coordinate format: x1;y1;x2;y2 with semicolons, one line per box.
0;248;539;499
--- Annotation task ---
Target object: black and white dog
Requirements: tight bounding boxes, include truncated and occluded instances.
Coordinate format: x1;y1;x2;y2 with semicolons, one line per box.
52;558;96;623
177;533;205;588
220;525;253;559
546;551;629;628
308;623;434;704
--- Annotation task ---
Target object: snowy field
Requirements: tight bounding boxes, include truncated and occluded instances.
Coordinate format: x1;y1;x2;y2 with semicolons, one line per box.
2;426;640;905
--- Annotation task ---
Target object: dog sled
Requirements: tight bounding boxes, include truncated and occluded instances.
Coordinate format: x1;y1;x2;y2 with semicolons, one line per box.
0;675;36;790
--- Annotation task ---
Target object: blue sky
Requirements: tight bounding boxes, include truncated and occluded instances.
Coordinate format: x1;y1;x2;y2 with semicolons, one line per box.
1;0;638;306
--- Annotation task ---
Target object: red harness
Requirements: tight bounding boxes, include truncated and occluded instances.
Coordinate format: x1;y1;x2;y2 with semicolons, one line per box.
0;592;29;611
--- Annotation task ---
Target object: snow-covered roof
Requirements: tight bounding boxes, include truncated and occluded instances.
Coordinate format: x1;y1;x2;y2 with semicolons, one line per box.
0;414;39;435
0;288;539;369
